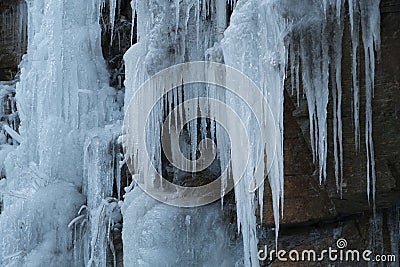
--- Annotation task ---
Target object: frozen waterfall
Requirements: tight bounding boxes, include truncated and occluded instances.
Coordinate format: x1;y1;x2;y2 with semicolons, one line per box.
0;0;384;267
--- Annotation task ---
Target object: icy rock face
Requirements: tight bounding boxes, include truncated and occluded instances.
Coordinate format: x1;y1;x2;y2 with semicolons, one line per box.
0;0;120;266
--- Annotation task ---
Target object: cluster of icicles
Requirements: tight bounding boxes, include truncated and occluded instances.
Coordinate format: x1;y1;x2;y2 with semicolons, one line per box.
125;0;381;266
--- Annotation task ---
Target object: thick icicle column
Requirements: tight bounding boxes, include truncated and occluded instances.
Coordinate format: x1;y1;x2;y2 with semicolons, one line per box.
0;0;120;265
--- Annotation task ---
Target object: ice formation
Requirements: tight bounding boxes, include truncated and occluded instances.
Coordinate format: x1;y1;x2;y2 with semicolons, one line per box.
283;0;380;201
0;0;121;266
221;3;286;264
222;0;380;264
124;0;381;266
123;1;247;265
0;0;383;266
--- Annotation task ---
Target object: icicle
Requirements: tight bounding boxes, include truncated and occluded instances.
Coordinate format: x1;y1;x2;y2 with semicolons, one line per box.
196;0;200;49
222;0;287;264
331;2;344;196
109;0;117;44
258;182;264;224
2;124;22;144
297;17;331;183
349;0;361;151
360;0;380;204
116;152;123;200
290;43;296;96
174;0;180;35
130;0;136;45
185;214;191;243
318;23;330;183
215;0;226;41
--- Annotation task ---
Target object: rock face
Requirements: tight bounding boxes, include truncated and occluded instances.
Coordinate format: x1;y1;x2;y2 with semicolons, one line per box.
260;1;400;265
0;0;27;81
